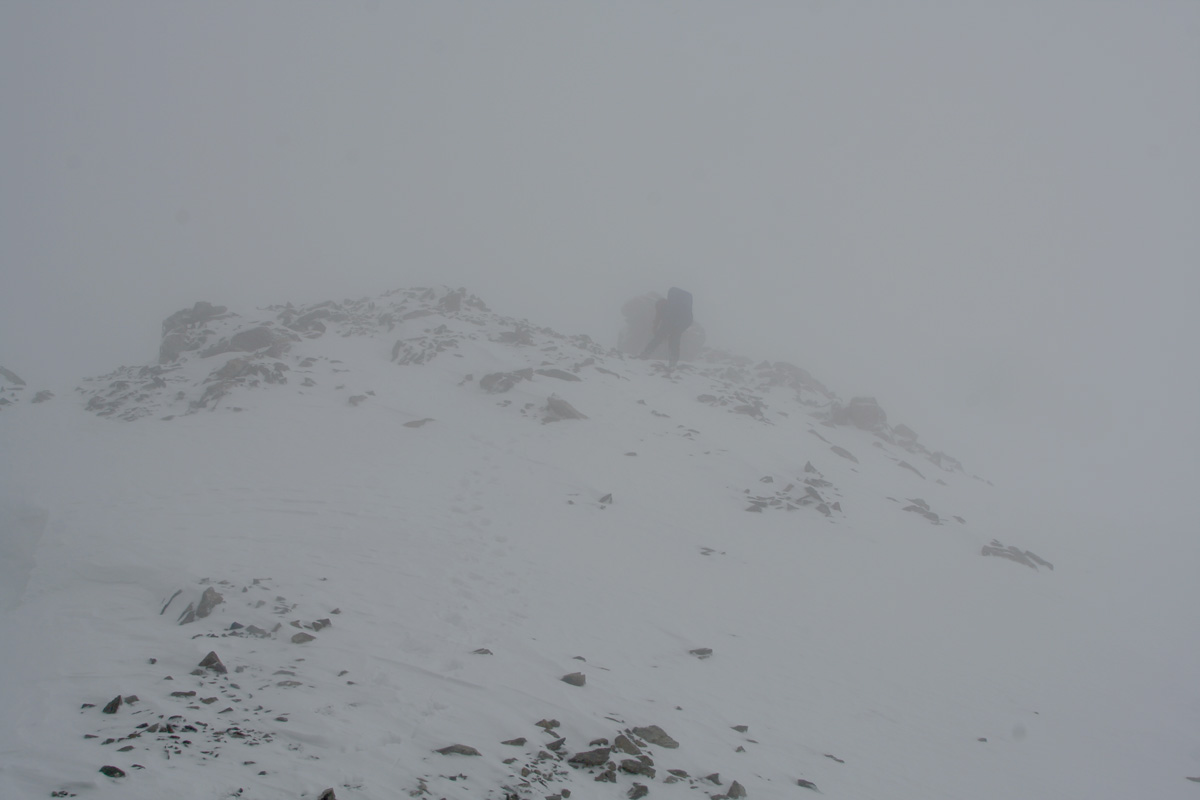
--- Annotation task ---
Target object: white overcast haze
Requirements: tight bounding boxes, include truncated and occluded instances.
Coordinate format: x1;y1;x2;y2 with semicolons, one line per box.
2;3;1198;534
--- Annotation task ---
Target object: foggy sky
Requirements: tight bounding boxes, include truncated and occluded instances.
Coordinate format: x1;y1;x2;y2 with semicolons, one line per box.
2;2;1198;528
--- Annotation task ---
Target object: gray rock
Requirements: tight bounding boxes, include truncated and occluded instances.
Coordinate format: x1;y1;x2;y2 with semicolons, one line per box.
632;725;679;749
0;366;26;386
435;743;482;756
480;368;534;393
797;778;819;790
728;780;747;798
229;326;275;352
196;587;224;619
535;368;582;382
830;445;858;463
101;695;122;714
291;632;317;644
403;418;435;428
99;765;126;779
198;651;227;674
501;737;527;746
161;301;228;338
544;395;587;422
613;734;641;755
31;390;53;403
568;747;611;767
628;783;649;799
981;540;1054;571
689;648;713;659
620;759;656;778
903;504;941;523
561;671;586;686
317;790;337;800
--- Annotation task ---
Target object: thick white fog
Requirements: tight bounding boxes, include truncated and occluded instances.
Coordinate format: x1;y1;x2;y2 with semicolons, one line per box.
2;3;1197;527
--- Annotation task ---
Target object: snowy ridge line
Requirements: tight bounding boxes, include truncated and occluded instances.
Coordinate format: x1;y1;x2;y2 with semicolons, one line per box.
72;285;971;480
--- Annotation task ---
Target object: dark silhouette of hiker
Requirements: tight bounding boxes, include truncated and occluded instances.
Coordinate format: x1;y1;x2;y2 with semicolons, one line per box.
639;287;693;368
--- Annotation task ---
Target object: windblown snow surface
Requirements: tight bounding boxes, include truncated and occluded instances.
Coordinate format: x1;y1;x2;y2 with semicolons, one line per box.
1;287;1195;800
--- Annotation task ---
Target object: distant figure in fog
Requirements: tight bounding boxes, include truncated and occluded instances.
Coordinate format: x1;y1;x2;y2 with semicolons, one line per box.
639;287;694;369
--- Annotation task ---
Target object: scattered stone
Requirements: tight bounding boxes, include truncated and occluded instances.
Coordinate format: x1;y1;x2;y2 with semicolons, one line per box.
705;773;722;784
830;445;858;463
32;390;54;403
176;602;197;625
689;647;713;659
568;747;611;767
632;725;678;749
613;734;640;755
312;618;332;631
595;768;616;782
101;696;122;714
198;651;227;674
501;737;527;746
599;493;613;504
728;780;747;798
480;368;534;394
544;395;587;422
982;540;1054;571
797;778;819;790
535;368;582;382
978;737;987;742
99;765;126;778
731;725;748;733
317;789;337;800
472;648;493;655
403;418;435;428
291;632;317;644
171;691;197;698
196;587;224;619
824;753;844;763
435;744;481;756
561;672;586;687
628;783;649;799
547;737;566;751
620;759;656;778
536;719;561;730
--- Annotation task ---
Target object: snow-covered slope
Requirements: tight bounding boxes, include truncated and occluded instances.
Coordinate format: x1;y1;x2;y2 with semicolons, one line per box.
0;287;1193;799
